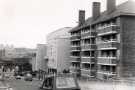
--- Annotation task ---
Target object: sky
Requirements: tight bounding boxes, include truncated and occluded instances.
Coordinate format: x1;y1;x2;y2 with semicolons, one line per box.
0;0;130;48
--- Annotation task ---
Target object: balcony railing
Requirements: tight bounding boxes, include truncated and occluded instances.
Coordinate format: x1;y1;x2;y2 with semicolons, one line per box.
97;42;118;50
70;56;80;58
70;57;81;62
81;69;90;76
81;44;96;51
97;25;120;36
81;57;95;63
81;31;96;38
70;47;81;51
81;69;95;77
97;57;117;65
97;71;117;75
70;66;80;74
70;35;80;41
71;45;80;47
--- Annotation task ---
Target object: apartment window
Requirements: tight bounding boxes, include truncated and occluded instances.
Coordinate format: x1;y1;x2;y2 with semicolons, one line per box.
82;64;95;70
71;41;80;46
82;63;90;69
84;39;90;44
82;51;90;57
91;38;95;44
71;52;80;56
91;51;95;57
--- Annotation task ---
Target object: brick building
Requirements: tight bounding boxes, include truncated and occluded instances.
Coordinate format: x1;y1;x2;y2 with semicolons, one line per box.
69;0;135;80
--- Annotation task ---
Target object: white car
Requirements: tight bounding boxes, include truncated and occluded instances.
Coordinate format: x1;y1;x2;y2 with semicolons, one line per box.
24;73;33;81
15;75;21;79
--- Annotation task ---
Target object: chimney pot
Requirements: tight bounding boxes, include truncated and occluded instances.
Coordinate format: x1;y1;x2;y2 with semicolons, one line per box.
107;0;116;14
92;2;101;20
79;10;85;26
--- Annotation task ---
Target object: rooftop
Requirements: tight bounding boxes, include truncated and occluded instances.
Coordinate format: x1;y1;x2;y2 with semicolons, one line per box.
70;0;135;32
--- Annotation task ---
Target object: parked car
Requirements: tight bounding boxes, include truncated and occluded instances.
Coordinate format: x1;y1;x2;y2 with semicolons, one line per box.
24;73;33;81
15;75;21;79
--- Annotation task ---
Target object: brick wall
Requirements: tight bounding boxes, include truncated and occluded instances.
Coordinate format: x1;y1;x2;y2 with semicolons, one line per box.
121;16;135;77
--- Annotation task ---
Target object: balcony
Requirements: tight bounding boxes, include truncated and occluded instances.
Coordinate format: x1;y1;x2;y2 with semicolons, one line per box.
81;44;96;51
70;46;81;51
97;57;117;65
97;71;117;80
70;66;80;74
81;31;96;39
97;41;118;50
81;69;95;77
70;35;80;41
81;57;95;63
97;25;120;36
97;71;117;76
70;57;81;63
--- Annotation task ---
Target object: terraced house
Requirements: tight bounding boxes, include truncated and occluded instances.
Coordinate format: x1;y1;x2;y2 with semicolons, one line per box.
69;0;135;80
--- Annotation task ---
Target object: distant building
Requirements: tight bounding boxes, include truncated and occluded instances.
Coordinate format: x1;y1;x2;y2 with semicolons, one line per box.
47;27;72;73
35;44;47;71
69;0;135;80
0;45;36;72
27;49;37;71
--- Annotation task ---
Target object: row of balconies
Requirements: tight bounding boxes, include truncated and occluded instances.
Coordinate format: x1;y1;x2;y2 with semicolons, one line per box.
71;45;80;47
70;46;81;51
81;69;95;77
70;41;118;50
97;25;120;36
97;71;117;75
71;33;80;37
97;71;117;80
81;44;96;51
97;42;118;50
70;24;119;40
81;29;91;34
70;66;80;74
97;57;117;65
70;56;95;63
70;57;117;77
70;42;118;51
81;31;96;38
70;57;81;62
97;39;117;44
70;35;80;41
81;57;95;63
70;56;117;66
97;23;117;29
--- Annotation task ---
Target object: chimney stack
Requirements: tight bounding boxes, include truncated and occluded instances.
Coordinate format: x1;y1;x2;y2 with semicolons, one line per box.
92;2;101;20
79;10;85;26
107;0;116;14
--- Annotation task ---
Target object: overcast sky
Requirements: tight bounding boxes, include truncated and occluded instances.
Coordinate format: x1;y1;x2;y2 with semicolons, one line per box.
0;0;129;48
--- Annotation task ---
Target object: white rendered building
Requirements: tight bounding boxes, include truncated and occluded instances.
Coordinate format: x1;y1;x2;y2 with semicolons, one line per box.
47;27;72;73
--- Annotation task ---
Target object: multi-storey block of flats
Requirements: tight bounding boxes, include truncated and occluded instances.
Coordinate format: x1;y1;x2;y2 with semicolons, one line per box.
69;0;135;80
